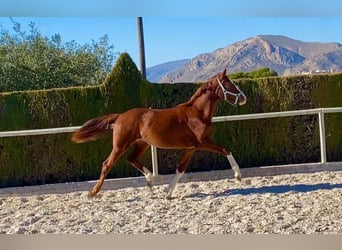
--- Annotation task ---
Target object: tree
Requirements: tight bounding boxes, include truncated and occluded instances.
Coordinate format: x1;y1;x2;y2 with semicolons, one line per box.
0;19;116;92
229;68;278;79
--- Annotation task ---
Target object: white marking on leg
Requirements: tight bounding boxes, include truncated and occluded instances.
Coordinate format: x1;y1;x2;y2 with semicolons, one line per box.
143;166;153;183
143;167;154;192
166;170;184;199
227;154;242;181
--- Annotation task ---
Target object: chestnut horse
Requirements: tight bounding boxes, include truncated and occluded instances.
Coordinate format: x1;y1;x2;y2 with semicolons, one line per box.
72;69;247;199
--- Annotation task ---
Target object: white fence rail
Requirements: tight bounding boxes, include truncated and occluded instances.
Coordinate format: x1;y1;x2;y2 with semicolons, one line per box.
1;107;342;177
0;126;81;137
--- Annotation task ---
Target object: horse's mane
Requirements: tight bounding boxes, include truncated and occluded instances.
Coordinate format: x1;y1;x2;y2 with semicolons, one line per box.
178;81;215;107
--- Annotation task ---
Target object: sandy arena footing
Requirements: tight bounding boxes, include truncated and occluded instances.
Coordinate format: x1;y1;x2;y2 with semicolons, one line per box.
1;167;342;234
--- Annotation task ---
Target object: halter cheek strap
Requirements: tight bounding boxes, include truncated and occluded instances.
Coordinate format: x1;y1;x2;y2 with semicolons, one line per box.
216;77;243;106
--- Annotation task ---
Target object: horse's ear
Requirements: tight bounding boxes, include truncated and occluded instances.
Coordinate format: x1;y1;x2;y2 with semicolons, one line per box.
222;69;227;77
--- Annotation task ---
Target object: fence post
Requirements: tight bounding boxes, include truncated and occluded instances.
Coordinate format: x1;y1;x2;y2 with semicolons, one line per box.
151;145;159;177
318;110;327;164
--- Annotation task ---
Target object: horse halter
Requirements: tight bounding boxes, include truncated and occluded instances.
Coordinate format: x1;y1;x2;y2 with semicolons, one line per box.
216;77;243;106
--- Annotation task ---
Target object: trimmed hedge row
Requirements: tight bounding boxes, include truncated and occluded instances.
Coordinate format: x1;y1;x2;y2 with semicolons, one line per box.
0;53;341;188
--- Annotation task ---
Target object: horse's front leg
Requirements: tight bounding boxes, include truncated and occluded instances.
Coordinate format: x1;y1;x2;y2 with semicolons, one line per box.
227;153;242;181
198;141;242;181
166;148;196;199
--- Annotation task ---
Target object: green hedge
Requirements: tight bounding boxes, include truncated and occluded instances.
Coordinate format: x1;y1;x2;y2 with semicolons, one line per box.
0;53;342;188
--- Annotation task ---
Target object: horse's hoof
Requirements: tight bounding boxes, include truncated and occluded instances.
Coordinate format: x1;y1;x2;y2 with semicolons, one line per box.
234;172;242;182
147;183;153;193
165;193;173;200
88;192;96;198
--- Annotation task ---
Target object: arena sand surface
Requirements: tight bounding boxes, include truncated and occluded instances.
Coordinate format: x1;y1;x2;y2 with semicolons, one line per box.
1;171;341;234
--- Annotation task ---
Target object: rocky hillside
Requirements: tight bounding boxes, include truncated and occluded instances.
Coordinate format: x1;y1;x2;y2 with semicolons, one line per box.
153;35;342;83
146;59;189;82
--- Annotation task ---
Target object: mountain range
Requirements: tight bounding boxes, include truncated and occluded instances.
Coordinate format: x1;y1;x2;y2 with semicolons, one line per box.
146;35;342;83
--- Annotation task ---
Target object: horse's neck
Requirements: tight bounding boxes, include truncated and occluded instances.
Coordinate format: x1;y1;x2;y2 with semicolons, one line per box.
191;90;219;122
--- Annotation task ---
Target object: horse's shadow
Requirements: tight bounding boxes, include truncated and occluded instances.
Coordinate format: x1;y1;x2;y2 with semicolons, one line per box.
184;183;342;199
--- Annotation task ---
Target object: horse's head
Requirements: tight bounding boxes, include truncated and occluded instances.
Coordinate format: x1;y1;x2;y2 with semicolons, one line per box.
212;69;247;106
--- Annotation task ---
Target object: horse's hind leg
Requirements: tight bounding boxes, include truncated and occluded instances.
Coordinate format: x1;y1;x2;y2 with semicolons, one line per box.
90;148;125;197
127;141;153;191
166;148;195;199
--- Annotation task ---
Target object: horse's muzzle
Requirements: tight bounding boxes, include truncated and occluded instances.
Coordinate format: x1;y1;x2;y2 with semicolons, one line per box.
238;92;247;106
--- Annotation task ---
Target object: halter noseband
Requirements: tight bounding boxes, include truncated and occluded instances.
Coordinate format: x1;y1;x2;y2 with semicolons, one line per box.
216;77;243;106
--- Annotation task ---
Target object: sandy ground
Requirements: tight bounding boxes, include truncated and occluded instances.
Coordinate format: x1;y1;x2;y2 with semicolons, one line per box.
1;170;342;234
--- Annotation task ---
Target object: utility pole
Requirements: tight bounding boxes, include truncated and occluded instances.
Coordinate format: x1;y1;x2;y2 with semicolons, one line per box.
137;17;146;79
